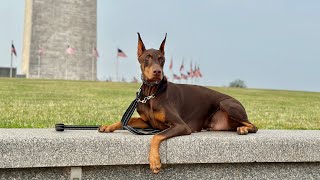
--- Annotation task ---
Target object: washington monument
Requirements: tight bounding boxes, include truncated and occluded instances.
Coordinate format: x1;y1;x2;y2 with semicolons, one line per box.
22;0;97;80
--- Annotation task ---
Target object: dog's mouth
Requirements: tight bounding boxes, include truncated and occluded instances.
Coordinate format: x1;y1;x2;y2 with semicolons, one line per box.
147;76;162;83
142;74;163;85
151;74;163;81
143;73;163;82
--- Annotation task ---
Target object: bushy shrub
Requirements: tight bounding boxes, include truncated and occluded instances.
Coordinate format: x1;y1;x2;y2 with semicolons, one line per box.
229;79;247;88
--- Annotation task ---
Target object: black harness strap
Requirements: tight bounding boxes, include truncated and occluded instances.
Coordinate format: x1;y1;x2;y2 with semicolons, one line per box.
120;84;163;135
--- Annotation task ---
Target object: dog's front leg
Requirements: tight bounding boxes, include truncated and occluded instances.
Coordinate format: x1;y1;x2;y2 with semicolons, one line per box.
98;121;121;133
98;117;149;133
149;122;191;174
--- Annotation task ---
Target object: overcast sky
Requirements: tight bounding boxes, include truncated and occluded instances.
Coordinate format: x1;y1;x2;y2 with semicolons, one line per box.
0;0;320;92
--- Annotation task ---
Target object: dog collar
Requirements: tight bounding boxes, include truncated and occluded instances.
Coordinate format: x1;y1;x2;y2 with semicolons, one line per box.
137;75;167;103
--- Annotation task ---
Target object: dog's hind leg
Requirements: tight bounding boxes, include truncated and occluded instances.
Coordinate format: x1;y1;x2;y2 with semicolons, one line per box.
219;99;258;135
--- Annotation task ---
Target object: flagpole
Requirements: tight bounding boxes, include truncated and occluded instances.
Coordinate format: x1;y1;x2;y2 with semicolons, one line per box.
38;54;41;78
92;46;94;81
92;56;94;81
116;55;119;81
10;52;13;78
65;55;68;80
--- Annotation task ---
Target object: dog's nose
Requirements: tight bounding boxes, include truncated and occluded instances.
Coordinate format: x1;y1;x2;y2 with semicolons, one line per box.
153;70;162;76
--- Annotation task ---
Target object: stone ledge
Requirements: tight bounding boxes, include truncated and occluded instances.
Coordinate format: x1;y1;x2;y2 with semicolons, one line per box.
2;163;320;180
0;129;319;169
166;130;320;164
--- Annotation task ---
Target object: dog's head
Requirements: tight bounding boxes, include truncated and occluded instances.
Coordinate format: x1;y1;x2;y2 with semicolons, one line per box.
137;33;167;83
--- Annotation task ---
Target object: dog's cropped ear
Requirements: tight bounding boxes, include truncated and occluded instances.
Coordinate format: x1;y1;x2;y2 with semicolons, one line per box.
137;32;146;58
159;33;167;55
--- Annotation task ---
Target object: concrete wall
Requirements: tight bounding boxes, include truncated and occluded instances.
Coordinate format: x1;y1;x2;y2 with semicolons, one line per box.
0;129;319;179
22;0;97;80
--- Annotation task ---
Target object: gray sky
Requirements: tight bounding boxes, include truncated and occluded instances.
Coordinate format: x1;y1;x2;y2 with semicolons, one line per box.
1;0;320;92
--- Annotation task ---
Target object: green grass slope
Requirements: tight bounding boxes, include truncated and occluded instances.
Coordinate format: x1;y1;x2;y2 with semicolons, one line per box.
0;78;319;129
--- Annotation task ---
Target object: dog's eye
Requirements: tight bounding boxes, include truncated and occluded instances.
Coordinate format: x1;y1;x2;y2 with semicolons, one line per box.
145;56;151;61
160;59;165;66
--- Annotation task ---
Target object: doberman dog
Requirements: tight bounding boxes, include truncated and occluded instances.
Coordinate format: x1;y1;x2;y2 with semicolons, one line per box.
99;33;258;174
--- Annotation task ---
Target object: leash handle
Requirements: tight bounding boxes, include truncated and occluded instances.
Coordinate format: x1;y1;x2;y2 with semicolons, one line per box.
55;123;100;131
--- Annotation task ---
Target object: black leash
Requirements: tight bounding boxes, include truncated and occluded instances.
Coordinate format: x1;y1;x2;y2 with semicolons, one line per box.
121;85;162;135
55;77;165;135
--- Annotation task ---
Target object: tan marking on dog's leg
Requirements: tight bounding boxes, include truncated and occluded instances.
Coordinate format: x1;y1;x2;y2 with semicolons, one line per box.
99;117;150;133
149;134;165;174
128;117;150;129
237;122;258;135
139;114;148;121
237;126;249;135
98;122;121;133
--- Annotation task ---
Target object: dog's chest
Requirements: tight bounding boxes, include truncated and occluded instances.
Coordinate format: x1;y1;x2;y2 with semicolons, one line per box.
137;103;168;130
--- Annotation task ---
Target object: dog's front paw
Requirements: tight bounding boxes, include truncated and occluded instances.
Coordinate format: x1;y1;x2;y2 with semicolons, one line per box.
98;125;115;133
149;153;161;174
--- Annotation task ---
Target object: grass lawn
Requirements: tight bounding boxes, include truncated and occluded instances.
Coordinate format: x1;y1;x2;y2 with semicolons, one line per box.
0;78;319;129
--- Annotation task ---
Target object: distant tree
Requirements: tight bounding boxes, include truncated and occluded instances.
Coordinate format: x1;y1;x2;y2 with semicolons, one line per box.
229;79;247;88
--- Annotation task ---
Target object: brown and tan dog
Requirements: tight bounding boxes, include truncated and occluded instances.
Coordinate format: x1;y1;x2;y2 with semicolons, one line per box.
99;33;258;174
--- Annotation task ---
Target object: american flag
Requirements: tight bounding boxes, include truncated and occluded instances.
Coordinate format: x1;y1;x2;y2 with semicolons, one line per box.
193;63;198;77
66;46;75;55
92;47;99;59
173;74;181;80
198;65;203;77
193;64;202;78
11;42;17;57
181;73;188;80
187;61;193;78
117;48;127;58
180;60;184;72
